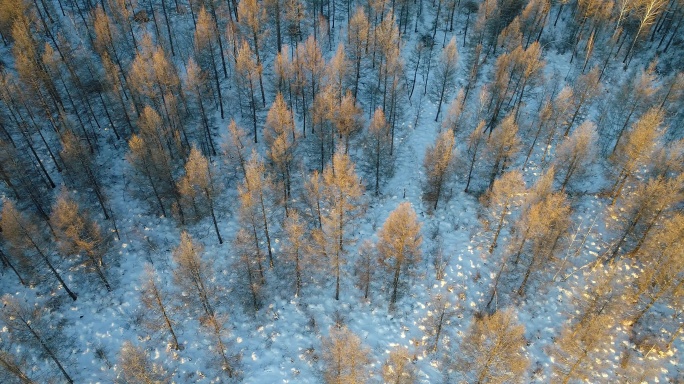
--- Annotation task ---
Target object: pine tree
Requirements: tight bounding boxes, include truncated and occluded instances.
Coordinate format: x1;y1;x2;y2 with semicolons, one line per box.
455;308;529;384
422;129;456;210
377;202;422;305
321;326;371;384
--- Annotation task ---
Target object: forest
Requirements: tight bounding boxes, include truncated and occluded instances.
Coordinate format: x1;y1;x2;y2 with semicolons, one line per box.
0;0;682;382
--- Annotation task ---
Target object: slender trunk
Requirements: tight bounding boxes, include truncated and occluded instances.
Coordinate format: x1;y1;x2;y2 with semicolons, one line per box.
489;203;508;253
390;259;402;304
0;249;26;286
22;320;73;383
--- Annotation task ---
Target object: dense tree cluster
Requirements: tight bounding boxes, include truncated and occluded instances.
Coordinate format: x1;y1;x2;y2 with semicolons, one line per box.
0;0;682;382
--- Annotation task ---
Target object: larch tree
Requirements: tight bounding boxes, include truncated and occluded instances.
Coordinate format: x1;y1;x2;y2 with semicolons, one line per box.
326;44;350;106
282;211;309;297
441;89;465;134
606;175;683;261
570;265;634;332
126;106;185;223
239;152;276;268
382;346;416;384
564;67;600;136
611;63;660;153
60;130;119;239
610;107;664;204
304;170;325;229
51;190;112;292
117;341;168;384
355;240;376;301
363;107;394;195
454;308;529;384
296;36;325;133
194;7;225;119
1;199;77;301
237;0;267;105
548;314;614;384
421;291;460;353
0;295;73;384
514;192;571;296
235;41;263;143
0;348;35;384
178;146;223;244
128;34;186;148
553;120;598;191
172;231;216;319
482;170;526;256
184;58;216;156
431;37;459;121
273;46;295;106
376;202;423;305
422;129;457;211
347;7;370;100
623;0;668;65
485;115;521;191
630;213;684;327
223;119;252;180
334;91;363;154
264;92;298;212
139;265;180;351
321;326;372;384
464;120;487;193
523;86;574;168
233;226;265;311
313;151;365;300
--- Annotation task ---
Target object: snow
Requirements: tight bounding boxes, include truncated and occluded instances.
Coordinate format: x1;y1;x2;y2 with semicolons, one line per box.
0;0;682;383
